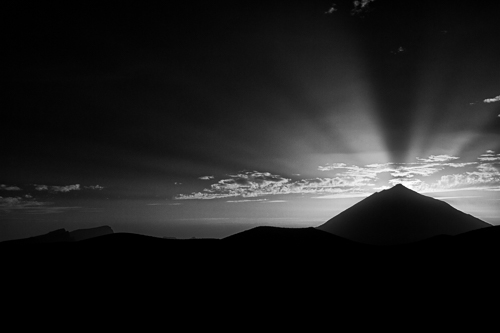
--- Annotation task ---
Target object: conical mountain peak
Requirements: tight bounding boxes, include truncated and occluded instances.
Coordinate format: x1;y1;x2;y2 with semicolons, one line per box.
317;186;490;245
382;184;419;196
389;184;410;191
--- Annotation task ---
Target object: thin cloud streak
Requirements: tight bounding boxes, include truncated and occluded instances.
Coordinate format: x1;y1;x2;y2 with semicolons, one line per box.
484;95;500;103
34;184;104;192
198;176;215;180
176;151;500;200
227;199;268;203
35;184;80;192
0;185;21;191
0;196;82;214
177;171;370;200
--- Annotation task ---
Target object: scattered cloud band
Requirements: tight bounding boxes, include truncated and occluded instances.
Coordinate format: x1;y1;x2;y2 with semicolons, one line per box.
176;151;500;200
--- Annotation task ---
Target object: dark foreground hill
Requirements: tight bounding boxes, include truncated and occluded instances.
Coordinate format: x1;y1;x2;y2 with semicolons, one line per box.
2;224;499;266
1;185;497;297
317;184;491;245
2;224;500;320
0;225;114;245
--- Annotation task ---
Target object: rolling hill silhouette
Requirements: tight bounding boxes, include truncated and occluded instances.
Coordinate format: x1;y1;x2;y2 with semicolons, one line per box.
0;226;114;245
70;225;114;241
316;184;491;245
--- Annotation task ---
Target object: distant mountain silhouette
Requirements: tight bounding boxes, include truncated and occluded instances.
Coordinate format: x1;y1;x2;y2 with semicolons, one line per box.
69;225;114;241
0;228;73;245
223;226;368;251
316;184;491;245
0;226;114;245
223;226;349;243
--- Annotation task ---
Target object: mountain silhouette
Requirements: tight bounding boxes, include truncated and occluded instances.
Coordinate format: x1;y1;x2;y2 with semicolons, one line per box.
316;184;491;245
69;226;114;241
0;226;114;245
0;228;73;245
223;226;352;244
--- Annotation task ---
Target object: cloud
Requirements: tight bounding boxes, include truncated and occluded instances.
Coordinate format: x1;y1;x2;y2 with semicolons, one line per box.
404;152;500;192
84;185;104;190
0;185;21;191
434;169;500;190
312;192;371;199
35;184;81;192
433;196;482;200
352;0;376;15
147;202;182;206
478;150;500;162
198;176;215;180
325;4;337;14
227;199;268;203
0;196;84;214
318;163;348;171
177;170;372;200
177;152;500;199
318;152;500;192
226;199;287;203
0;196;46;211
391;46;406;55
319;155;475;189
51;184;80;192
416;155;459;163
326;1;376;16
177;171;292;200
484;95;500;103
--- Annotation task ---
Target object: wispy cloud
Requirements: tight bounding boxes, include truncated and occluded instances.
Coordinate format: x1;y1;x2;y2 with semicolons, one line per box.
352;0;376;15
147;202;182;206
198;176;215;180
1;183;105;213
0;194;87;214
484;95;500;103
176;152;500;200
0;196;45;209
0;196;81;214
326;1;376;16
34;184;104;192
318;155;474;182
478;151;500;162
392;152;500;192
227;199;268;203
0;184;21;191
177;171;374;200
177;171;291;200
416;155;459;163
84;185;104;190
325;4;337;14
432;196;482;200
312;192;371;199
35;184;80;192
226;199;287;203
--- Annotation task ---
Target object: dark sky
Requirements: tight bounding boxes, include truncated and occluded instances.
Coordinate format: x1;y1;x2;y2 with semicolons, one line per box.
2;0;500;241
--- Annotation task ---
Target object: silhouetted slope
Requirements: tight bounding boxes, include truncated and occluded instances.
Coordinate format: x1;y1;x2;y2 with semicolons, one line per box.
0;228;73;245
0;226;114;245
317;184;491;245
222;226;374;268
69;226;114;241
223;226;355;245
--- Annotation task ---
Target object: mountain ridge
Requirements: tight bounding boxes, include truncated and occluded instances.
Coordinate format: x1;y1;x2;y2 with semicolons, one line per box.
316;185;491;245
